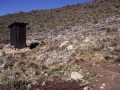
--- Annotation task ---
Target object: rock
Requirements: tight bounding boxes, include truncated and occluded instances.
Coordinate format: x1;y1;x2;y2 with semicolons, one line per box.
27;84;32;89
42;81;46;86
0;62;6;70
32;81;37;85
26;40;32;46
100;57;105;60
100;86;104;89
102;47;114;52
83;86;89;90
114;55;120;62
67;44;73;50
0;44;4;49
0;51;5;57
72;39;78;45
79;43;86;49
0;62;6;68
64;59;70;64
4;44;11;49
92;63;97;67
26;40;38;46
44;73;48;76
71;71;83;80
102;83;106;86
59;41;69;48
84;38;91;43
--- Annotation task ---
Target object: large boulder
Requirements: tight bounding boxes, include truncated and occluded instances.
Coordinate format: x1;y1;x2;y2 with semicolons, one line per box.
71;71;83;80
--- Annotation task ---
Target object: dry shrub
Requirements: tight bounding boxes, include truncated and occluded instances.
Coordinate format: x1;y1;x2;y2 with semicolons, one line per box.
0;80;29;90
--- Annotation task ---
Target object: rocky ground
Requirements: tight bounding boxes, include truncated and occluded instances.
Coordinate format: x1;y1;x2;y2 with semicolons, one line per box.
0;15;120;90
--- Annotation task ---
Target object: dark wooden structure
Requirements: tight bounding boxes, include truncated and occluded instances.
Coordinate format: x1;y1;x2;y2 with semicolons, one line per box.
8;22;28;49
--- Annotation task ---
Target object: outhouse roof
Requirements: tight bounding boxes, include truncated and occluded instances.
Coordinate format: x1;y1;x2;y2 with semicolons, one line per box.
8;22;28;28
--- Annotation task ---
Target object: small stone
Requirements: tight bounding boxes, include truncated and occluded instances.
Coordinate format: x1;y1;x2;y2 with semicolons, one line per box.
64;59;70;64
42;81;46;86
26;40;32;46
92;85;96;87
0;62;6;69
100;86;104;89
0;51;5;57
59;41;69;47
27;84;32;89
0;44;3;49
32;81;37;85
84;38;90;43
64;72;68;76
1;70;4;72
33;72;36;75
92;63;96;66
66;78;71;81
67;44;73;50
44;73;48;76
83;86;89;90
100;57;105;60
102;47;114;52
102;83;106;86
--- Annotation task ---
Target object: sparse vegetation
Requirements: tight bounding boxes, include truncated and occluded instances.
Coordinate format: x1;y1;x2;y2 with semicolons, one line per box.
0;0;120;43
0;0;120;89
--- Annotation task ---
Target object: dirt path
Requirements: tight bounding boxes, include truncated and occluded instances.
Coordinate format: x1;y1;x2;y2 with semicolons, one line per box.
79;62;120;90
3;48;30;54
30;80;85;90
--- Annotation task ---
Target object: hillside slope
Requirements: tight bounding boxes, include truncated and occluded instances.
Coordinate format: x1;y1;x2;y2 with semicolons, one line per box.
0;0;120;43
0;0;120;90
0;14;120;89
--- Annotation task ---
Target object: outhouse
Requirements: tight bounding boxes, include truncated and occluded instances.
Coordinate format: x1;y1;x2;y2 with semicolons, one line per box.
8;22;28;49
